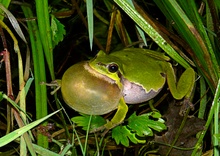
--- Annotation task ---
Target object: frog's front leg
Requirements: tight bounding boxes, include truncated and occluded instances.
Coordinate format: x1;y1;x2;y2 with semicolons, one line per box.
105;98;128;129
41;80;62;95
90;98;128;135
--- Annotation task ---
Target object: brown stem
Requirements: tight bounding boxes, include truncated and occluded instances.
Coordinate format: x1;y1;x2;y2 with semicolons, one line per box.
207;0;220;43
0;27;14;133
71;0;104;50
106;5;117;53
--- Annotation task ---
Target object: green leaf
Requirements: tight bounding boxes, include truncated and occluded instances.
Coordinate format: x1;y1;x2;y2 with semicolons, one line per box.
0;4;27;43
71;114;106;131
112;126;145;147
2;93;31;120
0;92;3;102
86;0;94;50
128;112;167;137
0;109;60;147
51;15;66;48
25;76;34;96
32;144;60;156
213;133;220;142
127;0;147;46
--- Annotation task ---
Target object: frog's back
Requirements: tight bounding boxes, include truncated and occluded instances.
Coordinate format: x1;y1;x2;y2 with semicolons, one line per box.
110;48;167;93
111;48;170;62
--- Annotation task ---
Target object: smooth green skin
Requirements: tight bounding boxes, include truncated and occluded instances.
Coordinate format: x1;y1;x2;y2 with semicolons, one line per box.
89;48;195;100
89;48;195;130
61;48;195;131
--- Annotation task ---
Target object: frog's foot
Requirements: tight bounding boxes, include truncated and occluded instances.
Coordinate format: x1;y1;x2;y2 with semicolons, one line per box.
41;80;61;95
179;98;194;116
89;125;105;133
89;125;109;137
90;120;122;136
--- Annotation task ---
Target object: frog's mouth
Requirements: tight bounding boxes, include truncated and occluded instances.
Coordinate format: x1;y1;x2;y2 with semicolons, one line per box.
83;62;117;85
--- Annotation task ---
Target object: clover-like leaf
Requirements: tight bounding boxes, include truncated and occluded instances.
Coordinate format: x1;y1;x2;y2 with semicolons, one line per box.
51;15;66;47
128;112;167;137
71;114;106;131
112;126;145;147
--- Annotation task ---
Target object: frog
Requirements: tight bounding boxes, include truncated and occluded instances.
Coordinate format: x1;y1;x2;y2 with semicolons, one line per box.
60;48;195;132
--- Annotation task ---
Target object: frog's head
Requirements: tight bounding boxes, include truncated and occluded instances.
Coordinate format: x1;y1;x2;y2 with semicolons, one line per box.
89;50;124;88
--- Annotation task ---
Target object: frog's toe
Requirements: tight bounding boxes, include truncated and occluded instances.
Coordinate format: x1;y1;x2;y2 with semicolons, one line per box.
179;98;194;116
89;125;106;133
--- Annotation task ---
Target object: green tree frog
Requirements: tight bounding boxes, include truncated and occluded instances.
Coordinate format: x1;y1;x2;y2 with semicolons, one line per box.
61;48;195;131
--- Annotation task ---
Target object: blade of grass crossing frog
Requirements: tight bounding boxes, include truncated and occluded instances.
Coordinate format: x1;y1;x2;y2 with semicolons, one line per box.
127;0;147;46
113;0;190;69
86;0;94;50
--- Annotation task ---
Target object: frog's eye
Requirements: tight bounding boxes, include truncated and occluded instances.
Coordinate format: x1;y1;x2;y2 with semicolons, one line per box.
107;63;119;73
